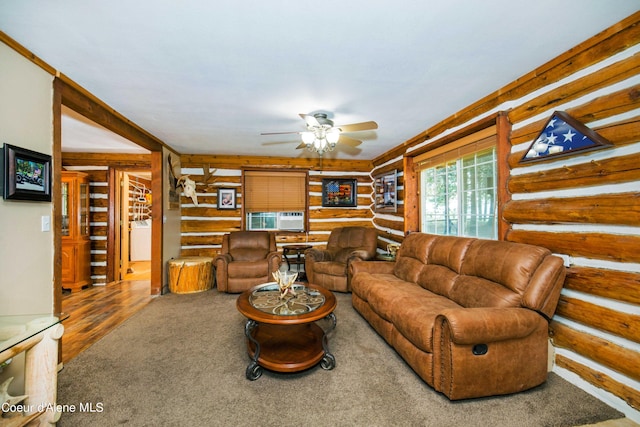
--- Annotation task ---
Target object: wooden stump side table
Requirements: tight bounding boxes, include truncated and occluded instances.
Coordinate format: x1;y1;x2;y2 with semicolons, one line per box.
167;256;214;294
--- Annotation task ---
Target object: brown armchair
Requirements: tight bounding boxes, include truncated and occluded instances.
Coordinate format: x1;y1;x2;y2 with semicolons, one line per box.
305;226;378;292
214;231;282;293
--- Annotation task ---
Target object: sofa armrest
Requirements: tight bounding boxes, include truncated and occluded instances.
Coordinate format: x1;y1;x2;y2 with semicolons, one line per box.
350;260;395;277
214;253;232;266
213;254;232;292
435;307;544;344
433;307;549;399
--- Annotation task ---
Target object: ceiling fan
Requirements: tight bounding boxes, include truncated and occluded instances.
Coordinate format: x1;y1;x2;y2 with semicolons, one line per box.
261;113;378;156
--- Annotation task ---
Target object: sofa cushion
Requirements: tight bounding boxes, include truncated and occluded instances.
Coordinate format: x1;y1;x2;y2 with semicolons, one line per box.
416;264;458;297
391;291;461;353
351;272;406;302
228;260;268;278
366;280;423;322
313;260;347;277
449;275;522;308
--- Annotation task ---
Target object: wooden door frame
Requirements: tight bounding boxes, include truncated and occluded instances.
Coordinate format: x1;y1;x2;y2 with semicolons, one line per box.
54;78;168;316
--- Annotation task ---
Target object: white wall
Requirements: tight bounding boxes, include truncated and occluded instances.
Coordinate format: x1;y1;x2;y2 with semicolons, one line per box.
0;42;54;315
162;147;182;293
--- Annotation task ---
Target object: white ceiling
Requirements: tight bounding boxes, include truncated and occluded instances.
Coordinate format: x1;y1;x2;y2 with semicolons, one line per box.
1;1;638;160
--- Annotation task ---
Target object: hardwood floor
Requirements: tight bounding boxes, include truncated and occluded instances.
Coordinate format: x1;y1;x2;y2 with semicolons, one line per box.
61;278;155;364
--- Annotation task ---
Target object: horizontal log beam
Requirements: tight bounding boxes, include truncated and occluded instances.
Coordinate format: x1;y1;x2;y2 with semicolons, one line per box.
373;217;404;232
550;321;640;382
310;209;373;219
181;154;372;172
508;53;640;128
62;152;152;167
508;151;640;194
502;193;640;226
506;229;640;264
181;220;241;233
556;296;640;343
308;220;372;231
565;266;640;305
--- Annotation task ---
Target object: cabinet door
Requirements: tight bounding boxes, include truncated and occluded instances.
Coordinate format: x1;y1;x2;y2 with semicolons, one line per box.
79;181;90;237
61;243;75;284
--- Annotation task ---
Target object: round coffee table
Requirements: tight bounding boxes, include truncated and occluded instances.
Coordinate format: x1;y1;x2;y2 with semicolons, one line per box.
236;283;337;380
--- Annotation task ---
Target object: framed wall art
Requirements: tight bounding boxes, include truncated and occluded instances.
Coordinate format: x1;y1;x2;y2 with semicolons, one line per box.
374;170;396;213
520;111;612;163
1;143;52;201
321;178;357;207
217;187;236;209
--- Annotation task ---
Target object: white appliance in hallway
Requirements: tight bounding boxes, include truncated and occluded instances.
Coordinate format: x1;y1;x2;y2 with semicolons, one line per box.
130;219;151;261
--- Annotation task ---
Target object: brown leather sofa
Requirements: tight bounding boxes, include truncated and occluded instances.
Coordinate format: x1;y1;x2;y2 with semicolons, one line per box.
304;226;378;292
214;231;281;293
350;232;565;400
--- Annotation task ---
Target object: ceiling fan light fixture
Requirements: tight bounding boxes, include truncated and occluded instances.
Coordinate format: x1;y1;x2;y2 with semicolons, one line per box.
326;128;340;144
301;131;315;145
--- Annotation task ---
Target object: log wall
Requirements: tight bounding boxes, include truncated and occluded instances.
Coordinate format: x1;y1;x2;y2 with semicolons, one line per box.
178;155;373;256
371;12;640;417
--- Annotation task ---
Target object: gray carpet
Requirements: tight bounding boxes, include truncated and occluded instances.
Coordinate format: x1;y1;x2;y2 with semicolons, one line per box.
57;290;622;426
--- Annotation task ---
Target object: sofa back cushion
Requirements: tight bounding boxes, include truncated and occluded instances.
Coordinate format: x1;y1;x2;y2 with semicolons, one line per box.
394;233;437;283
417;236;474;296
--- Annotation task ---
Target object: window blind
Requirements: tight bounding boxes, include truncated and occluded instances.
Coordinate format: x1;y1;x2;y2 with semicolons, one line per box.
244;170;307;212
415;126;496;170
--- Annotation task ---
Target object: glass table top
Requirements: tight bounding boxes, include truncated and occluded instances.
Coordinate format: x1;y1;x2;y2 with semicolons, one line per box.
0;313;68;354
249;283;325;316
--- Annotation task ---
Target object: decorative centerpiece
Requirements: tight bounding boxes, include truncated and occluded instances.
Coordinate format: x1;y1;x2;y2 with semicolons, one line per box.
272;270;298;299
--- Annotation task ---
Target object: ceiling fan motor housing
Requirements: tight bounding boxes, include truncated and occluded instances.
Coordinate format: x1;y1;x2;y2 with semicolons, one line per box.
311;113;334;127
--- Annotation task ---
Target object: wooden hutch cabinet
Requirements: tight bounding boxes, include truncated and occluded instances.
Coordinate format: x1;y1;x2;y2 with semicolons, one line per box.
61;171;91;292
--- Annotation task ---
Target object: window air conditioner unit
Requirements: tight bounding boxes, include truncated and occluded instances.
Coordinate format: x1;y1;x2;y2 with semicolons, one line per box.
277;212;304;231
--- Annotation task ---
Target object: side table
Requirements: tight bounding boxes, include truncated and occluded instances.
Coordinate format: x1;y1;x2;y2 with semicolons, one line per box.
376;253;396;262
282;244;312;280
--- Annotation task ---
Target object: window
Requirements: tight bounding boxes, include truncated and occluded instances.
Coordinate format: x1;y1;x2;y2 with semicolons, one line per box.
243;170;307;231
417;128;497;239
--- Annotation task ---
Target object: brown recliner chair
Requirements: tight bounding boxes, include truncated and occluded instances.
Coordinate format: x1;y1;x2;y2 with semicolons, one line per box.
305;226;378;292
214;231;282;293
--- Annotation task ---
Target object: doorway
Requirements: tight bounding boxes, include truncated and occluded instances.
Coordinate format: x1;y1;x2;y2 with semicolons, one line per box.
116;170;152;282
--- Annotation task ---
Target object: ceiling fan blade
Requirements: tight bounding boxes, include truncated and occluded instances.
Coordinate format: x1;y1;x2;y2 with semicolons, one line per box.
337;121;378;132
339;135;363;146
295;142;307;149
261;140;300;146
260;131;302;135
339;144;362;155
300;113;320;127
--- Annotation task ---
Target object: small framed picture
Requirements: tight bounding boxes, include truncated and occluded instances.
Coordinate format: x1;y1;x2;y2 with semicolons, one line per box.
217;187;236;209
374;170;397;213
321;178;357;207
1;143;52;202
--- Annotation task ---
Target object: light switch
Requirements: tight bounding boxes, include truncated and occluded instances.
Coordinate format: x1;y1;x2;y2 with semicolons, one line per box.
41;215;51;232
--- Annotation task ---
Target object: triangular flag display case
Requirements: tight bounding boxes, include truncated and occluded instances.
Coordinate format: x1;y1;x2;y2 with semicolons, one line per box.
520;111;612;163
